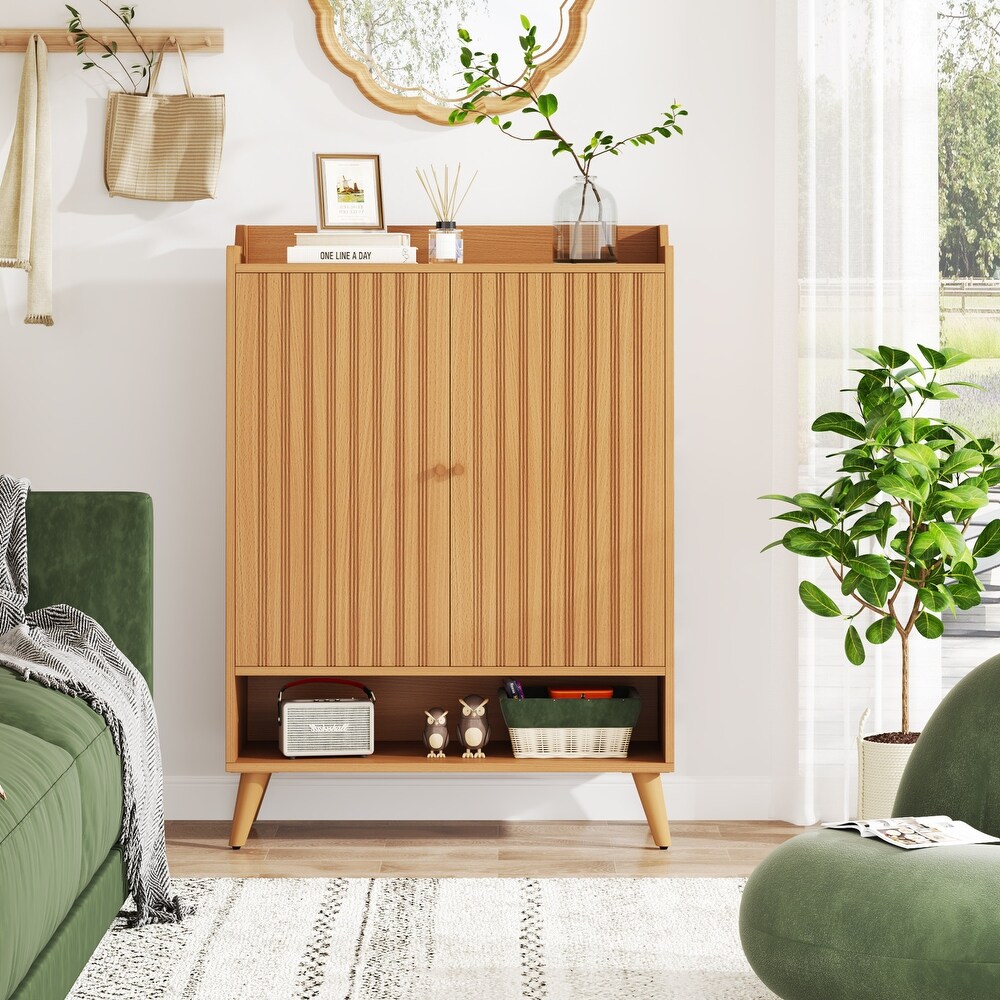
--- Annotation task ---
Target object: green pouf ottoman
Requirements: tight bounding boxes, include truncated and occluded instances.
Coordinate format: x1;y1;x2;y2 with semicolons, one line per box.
740;651;1000;1000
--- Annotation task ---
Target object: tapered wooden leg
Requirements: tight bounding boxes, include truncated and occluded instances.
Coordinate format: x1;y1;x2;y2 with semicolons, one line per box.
229;771;271;849
633;772;671;849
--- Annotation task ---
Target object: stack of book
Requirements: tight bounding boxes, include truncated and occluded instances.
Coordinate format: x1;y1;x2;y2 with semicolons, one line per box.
286;230;417;264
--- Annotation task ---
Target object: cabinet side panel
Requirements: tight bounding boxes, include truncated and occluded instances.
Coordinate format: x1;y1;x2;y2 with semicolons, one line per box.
234;274;262;667
663;243;675;766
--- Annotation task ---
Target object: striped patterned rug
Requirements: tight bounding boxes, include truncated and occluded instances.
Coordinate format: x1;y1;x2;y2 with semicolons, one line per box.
70;878;775;999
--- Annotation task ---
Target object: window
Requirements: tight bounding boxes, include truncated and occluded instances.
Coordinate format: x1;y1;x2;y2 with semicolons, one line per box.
939;3;1000;688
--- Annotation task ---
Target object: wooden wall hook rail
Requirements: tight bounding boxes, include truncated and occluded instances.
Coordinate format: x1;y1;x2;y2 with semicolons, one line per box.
0;28;224;53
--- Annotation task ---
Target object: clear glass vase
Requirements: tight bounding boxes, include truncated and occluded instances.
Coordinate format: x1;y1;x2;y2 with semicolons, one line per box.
553;176;618;262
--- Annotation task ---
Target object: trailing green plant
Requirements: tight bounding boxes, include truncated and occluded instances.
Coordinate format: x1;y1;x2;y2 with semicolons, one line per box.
66;3;153;94
763;345;1000;733
448;15;687;222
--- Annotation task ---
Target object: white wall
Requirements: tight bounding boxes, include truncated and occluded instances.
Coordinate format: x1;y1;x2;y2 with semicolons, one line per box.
0;0;794;821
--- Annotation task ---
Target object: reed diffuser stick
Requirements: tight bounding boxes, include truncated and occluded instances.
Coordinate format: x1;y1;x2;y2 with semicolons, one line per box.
431;165;446;219
417;164;477;223
450;163;462;219
415;168;443;218
452;169;479;220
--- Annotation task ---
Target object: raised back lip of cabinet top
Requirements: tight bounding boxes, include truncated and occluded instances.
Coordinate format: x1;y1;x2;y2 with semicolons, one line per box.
232;224;671;268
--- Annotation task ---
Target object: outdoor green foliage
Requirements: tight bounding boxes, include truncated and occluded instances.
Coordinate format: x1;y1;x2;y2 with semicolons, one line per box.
939;66;1000;276
939;2;1000;276
448;15;687;194
66;3;153;94
939;1;1000;71
763;345;1000;732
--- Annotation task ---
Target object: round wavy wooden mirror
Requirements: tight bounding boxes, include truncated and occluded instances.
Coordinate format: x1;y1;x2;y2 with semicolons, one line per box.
308;0;595;126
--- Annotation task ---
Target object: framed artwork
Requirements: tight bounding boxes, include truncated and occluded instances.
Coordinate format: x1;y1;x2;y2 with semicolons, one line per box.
315;153;384;230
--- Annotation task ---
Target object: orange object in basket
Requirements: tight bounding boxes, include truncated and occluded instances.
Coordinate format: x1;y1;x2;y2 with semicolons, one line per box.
547;687;614;699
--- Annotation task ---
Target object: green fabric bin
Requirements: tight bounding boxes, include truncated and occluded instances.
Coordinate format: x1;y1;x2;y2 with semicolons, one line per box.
499;686;641;758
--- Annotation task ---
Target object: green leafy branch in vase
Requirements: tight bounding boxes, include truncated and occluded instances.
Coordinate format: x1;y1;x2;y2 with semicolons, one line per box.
66;3;153;94
763;345;1000;734
449;15;687;256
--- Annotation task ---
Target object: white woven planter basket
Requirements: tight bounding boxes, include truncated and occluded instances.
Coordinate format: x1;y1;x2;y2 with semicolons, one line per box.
857;708;918;820
508;726;633;759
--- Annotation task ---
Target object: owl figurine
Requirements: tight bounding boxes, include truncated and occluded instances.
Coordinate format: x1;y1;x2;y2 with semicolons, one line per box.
423;708;450;758
457;695;490;758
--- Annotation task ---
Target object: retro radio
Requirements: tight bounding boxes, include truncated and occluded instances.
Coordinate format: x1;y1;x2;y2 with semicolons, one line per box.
278;678;376;757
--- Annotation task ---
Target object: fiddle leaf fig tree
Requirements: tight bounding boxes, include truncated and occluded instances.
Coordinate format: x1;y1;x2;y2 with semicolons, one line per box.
763;345;1000;733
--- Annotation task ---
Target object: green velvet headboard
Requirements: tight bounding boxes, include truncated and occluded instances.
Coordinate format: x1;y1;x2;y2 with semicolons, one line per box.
23;492;153;692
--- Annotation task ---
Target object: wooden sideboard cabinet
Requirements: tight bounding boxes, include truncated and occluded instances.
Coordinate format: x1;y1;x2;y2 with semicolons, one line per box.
226;225;674;848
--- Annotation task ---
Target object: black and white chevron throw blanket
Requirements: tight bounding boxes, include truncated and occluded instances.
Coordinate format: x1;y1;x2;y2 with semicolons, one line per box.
0;475;183;925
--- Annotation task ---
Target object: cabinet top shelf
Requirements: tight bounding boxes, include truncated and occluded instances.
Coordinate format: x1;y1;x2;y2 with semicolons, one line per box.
233;224;670;267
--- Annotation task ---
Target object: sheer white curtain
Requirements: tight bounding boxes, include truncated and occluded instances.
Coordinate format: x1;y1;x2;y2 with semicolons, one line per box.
780;0;939;823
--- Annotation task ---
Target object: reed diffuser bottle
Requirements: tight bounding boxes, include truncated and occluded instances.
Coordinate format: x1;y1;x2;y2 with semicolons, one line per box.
416;164;477;263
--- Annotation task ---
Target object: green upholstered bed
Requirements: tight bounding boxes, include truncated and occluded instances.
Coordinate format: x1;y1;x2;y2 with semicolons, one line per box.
0;493;152;1000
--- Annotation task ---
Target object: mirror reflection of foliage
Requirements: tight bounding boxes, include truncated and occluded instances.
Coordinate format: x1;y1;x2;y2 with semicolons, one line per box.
939;2;1000;277
334;0;475;97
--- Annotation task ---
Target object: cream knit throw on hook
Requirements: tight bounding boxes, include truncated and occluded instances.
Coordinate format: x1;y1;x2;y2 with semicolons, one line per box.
0;35;52;326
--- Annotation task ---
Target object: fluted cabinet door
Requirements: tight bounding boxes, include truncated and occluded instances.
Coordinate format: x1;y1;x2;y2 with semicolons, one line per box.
450;272;669;669
233;271;451;669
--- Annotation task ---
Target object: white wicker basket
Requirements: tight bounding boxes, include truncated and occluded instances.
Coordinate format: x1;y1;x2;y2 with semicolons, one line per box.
856;708;918;819
508;726;634;759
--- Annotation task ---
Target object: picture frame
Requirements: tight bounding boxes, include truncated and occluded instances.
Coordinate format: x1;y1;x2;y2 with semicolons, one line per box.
315;153;384;230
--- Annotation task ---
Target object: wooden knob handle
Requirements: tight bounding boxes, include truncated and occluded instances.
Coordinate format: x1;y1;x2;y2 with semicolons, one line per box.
430;463;465;481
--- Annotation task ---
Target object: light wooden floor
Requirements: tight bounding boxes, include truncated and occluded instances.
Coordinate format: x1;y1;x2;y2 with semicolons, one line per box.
166;821;804;878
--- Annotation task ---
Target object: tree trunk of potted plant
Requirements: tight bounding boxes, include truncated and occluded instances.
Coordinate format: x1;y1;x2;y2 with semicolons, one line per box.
857;632;920;818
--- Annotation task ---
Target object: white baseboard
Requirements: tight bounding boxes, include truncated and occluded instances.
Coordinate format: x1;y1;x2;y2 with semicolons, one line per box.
164;773;774;822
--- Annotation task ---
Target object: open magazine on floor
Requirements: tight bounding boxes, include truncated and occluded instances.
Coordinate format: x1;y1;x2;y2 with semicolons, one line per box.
822;816;1000;850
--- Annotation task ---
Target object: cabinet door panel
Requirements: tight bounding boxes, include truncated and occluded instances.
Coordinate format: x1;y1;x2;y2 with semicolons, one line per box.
233;272;451;668
451;272;668;669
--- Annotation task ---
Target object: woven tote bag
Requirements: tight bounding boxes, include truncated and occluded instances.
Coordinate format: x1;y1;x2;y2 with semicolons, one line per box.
104;44;224;201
